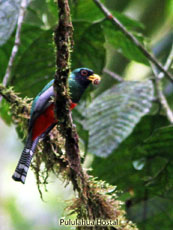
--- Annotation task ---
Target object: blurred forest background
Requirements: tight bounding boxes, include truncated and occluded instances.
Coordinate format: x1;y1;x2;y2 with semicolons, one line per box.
0;0;173;229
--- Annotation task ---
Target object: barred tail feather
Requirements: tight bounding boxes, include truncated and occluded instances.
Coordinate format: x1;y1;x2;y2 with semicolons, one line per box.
12;137;39;184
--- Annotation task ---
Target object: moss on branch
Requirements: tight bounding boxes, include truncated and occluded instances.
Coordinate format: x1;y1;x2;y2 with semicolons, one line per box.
52;0;138;229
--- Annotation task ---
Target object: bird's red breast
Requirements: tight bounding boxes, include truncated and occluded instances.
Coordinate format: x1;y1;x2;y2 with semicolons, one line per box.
31;102;77;140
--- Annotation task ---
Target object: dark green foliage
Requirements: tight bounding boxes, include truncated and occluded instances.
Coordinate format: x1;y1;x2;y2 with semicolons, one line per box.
0;100;12;125
72;21;106;74
91;115;173;229
0;0;173;229
11;26;55;97
103;20;148;65
71;0;148;65
0;36;14;82
91;115;169;186
71;0;104;22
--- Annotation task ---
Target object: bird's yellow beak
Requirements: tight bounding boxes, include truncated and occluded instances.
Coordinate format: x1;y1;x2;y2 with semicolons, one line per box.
88;74;101;85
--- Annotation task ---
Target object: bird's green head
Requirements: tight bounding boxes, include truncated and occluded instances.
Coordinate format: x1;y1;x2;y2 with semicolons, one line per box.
69;67;101;103
70;67;101;86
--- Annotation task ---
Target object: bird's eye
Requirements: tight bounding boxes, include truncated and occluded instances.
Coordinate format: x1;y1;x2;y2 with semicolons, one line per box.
81;69;88;76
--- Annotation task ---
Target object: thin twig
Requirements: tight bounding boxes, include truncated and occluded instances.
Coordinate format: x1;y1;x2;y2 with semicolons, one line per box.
93;0;173;82
0;0;28;103
103;68;124;82
151;45;173;123
158;44;173;79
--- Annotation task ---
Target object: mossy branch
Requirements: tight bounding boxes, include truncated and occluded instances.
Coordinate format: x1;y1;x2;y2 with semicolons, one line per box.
52;0;138;229
0;84;31;132
0;84;30;113
54;0;81;177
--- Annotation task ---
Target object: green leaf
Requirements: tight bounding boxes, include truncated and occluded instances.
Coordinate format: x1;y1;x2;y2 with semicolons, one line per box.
102;20;148;65
0;24;46;83
0;0;21;46
111;11;144;30
137;125;173;158
70;0;147;65
25;0;57;28
85;80;154;157
0;38;14;82
71;0;104;22
72;21;106;74
71;0;144;30
11;26;55;97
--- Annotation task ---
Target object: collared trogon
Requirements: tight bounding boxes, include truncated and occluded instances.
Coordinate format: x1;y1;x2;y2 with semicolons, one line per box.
12;68;100;184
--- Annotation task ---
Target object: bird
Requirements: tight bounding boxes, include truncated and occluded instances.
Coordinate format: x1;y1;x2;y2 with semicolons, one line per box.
12;68;100;184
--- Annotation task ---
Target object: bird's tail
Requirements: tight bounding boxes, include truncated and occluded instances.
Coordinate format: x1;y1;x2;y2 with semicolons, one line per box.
12;137;39;184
